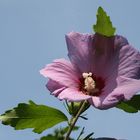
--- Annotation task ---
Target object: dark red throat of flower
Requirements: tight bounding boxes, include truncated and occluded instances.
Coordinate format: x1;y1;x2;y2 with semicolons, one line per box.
79;72;105;96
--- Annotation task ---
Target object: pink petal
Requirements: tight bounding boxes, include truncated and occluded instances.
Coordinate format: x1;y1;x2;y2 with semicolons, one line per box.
88;64;119;109
89;35;140;109
91;76;140;109
118;44;140;79
65;32;94;73
47;79;64;93
111;76;140;100
46;79;66;96
66;32;139;82
40;58;80;88
52;87;66;97
94;35;140;80
57;88;91;102
88;96;101;108
91;34;128;79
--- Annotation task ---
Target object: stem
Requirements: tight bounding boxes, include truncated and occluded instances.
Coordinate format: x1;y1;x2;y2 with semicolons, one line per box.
64;101;87;140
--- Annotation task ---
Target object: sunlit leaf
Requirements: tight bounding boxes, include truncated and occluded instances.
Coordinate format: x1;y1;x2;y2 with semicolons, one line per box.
0;100;68;133
93;6;116;37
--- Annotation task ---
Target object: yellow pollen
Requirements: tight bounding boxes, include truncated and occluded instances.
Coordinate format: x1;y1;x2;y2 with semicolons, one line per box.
82;72;96;93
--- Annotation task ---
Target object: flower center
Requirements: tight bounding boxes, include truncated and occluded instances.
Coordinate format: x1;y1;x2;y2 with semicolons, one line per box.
82;72;96;93
81;72;105;96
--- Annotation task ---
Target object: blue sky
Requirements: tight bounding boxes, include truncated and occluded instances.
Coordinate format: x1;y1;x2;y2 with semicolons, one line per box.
0;0;140;140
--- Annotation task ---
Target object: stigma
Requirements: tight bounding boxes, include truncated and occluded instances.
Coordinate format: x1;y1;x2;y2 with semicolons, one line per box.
82;72;96;94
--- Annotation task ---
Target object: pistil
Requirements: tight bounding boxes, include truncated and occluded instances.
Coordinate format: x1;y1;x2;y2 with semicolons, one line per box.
82;72;96;94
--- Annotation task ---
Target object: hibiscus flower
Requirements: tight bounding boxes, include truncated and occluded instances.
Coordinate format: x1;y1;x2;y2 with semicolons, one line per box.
40;32;140;109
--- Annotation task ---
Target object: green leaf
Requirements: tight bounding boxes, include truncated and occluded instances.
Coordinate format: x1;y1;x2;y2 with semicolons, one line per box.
93;6;116;37
116;95;140;113
0;100;68;133
40;135;57;140
76;127;94;140
77;127;85;140
65;101;90;117
83;132;94;140
40;127;76;140
40;135;74;140
62;126;79;134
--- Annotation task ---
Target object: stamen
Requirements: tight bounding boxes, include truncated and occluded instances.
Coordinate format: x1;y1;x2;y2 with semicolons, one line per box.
82;72;96;93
